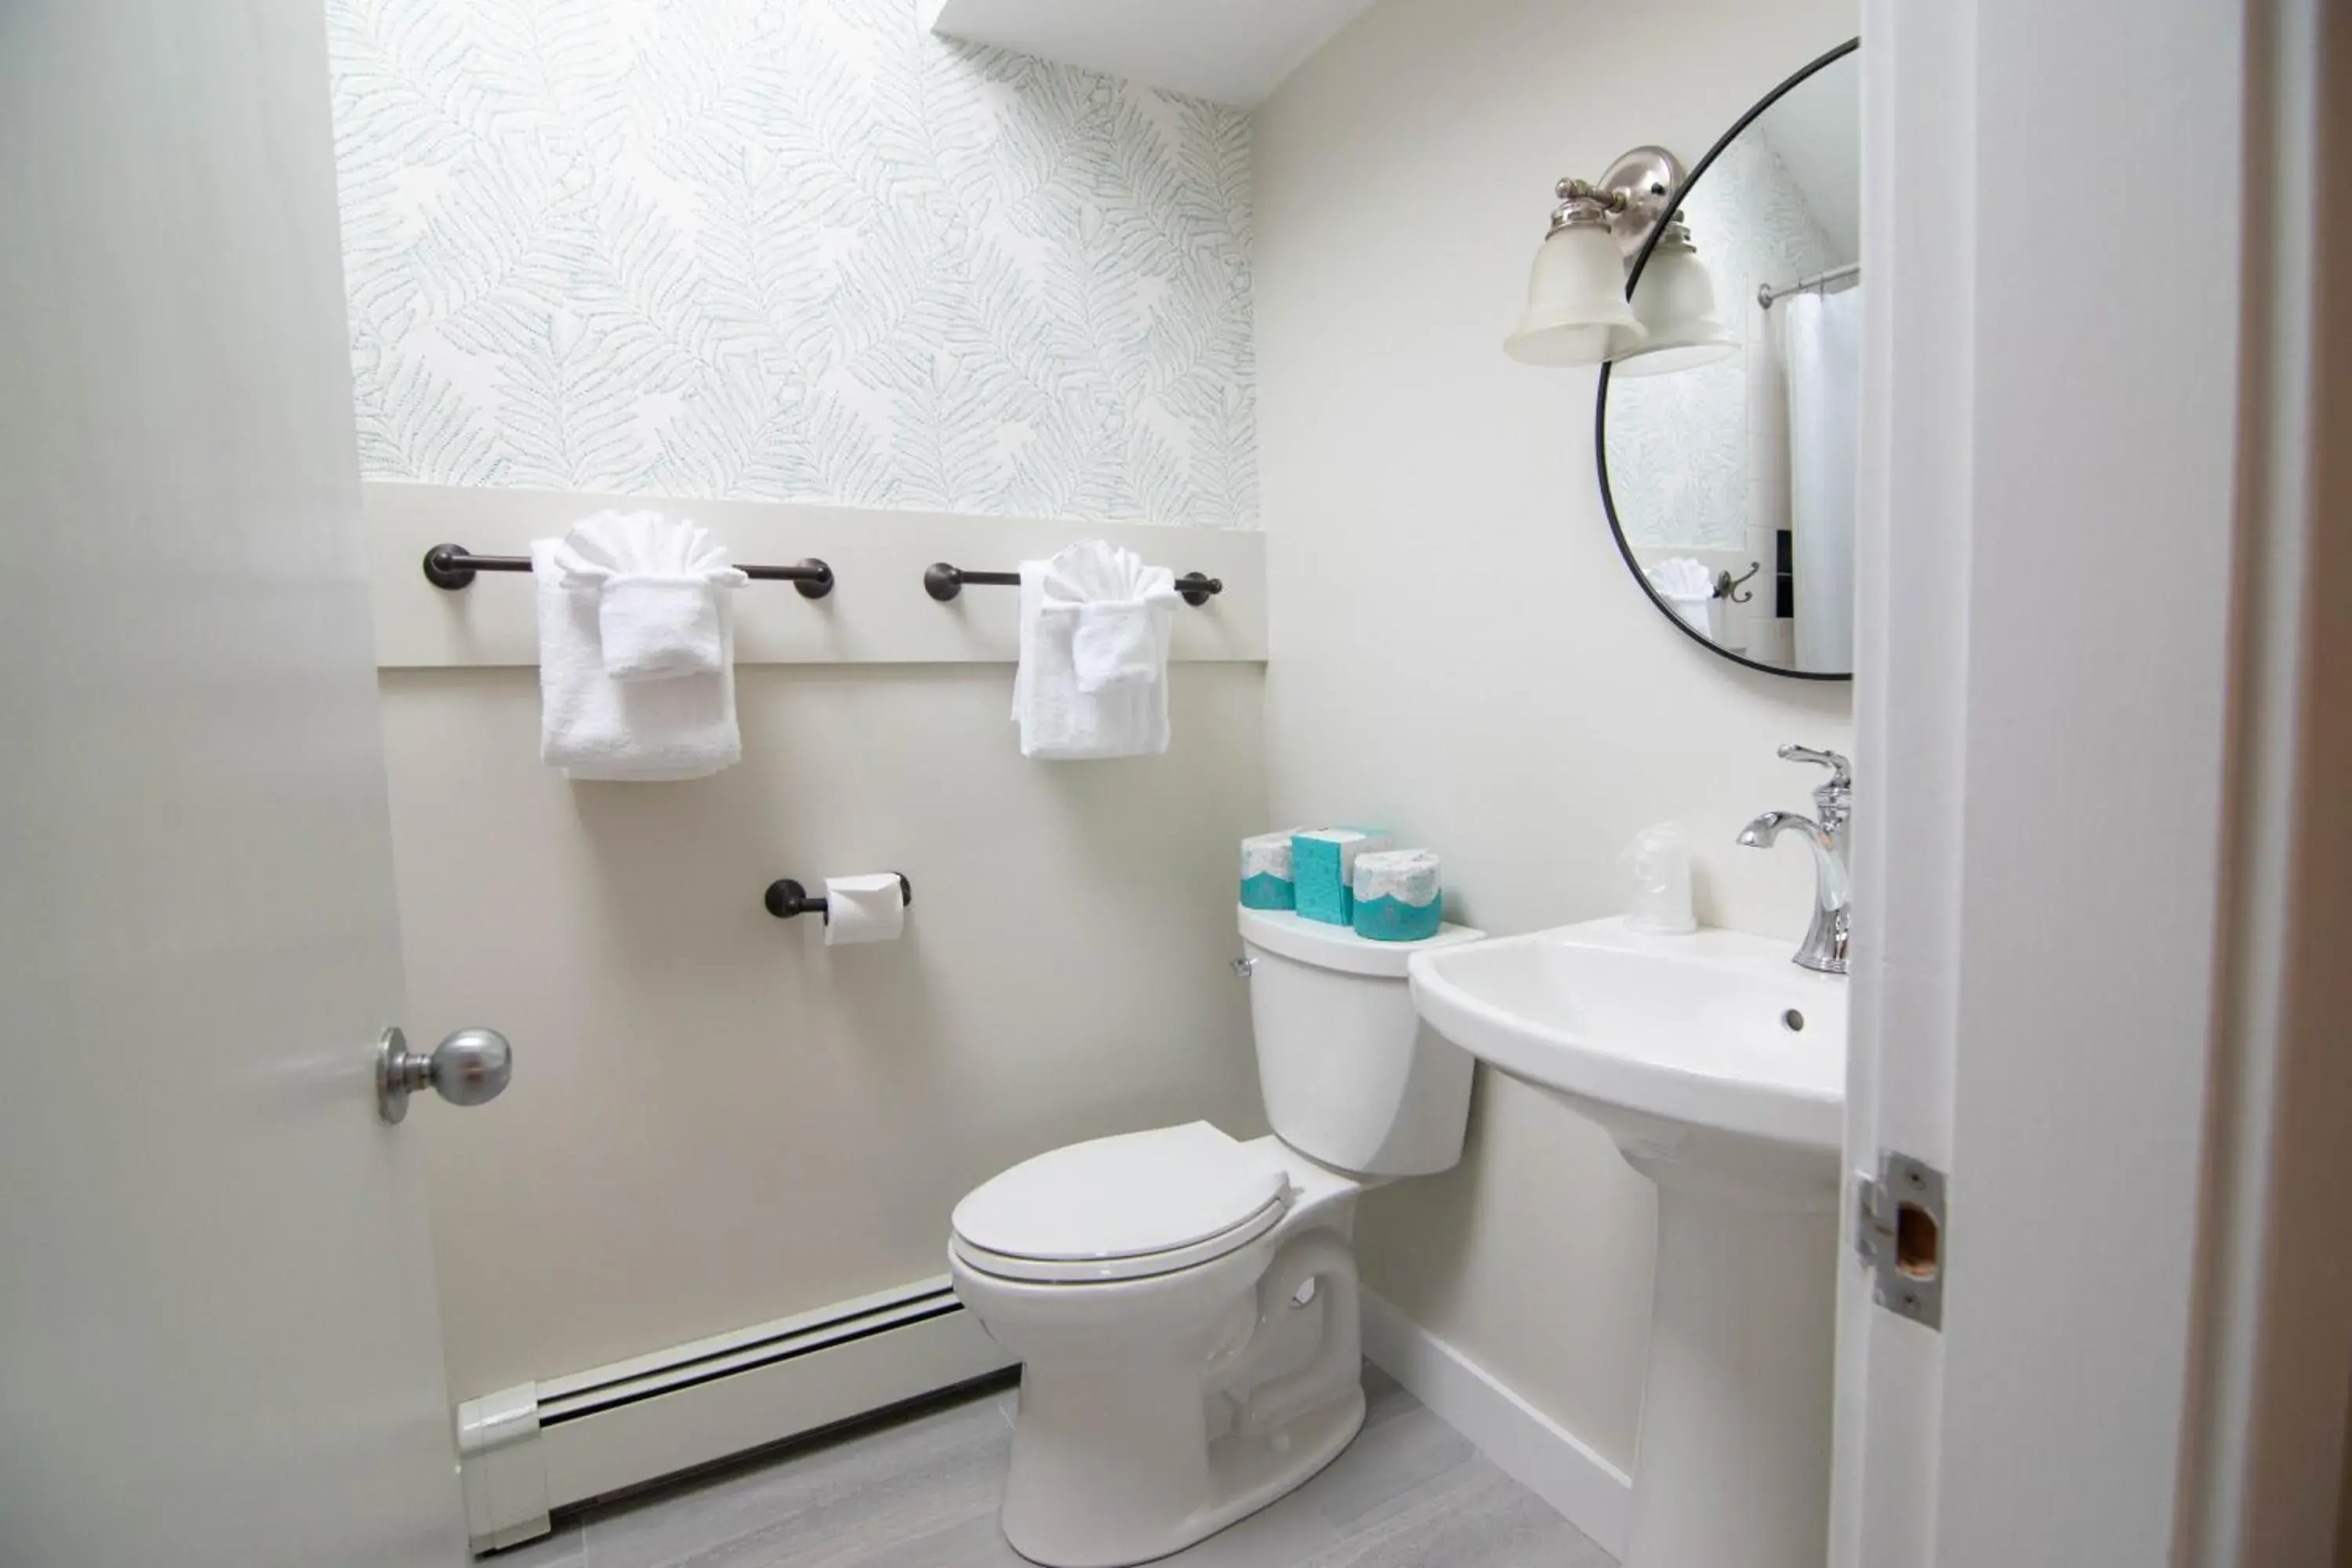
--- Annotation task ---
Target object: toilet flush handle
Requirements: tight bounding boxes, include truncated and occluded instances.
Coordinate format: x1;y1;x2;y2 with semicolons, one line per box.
1232;954;1257;978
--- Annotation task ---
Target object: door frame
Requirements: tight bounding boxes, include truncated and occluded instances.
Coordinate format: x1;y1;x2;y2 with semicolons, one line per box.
1836;0;2352;1562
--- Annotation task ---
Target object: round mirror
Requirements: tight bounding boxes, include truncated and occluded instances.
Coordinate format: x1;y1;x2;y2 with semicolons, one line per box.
1597;39;1860;680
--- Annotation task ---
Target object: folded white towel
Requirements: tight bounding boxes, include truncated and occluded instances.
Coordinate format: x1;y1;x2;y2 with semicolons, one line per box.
535;539;741;781
1011;541;1177;760
1044;541;1178;693
1643;556;1717;636
546;510;746;682
1644;556;1715;601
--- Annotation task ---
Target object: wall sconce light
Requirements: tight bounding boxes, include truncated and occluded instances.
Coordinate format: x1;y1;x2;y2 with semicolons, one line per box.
1504;145;1733;373
1613;220;1737;376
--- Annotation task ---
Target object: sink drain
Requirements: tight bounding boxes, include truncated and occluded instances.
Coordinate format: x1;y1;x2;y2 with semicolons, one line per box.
1782;1008;1806;1033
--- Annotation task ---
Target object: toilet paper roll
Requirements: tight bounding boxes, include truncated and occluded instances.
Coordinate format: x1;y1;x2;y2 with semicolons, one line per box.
1240;829;1298;910
1352;848;1443;942
822;873;906;946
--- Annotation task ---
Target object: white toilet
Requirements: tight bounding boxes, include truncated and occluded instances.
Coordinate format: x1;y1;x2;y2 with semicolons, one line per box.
949;906;1485;1567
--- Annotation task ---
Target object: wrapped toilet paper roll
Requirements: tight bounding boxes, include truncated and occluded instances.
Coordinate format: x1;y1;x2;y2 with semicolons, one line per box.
1240;829;1298;909
1352;848;1443;941
822;873;906;946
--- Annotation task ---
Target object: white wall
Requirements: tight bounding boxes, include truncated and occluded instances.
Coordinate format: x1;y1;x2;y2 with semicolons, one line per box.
1256;0;1856;1469
387;659;1269;1397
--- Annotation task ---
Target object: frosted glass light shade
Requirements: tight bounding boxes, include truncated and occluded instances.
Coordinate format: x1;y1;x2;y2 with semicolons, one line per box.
1613;237;1736;377
1504;221;1644;368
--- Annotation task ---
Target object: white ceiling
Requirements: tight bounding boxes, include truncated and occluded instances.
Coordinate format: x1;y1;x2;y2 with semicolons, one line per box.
920;0;1377;107
1751;53;1862;262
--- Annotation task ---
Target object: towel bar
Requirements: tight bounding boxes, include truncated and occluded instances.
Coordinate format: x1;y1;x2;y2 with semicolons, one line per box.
764;874;913;920
922;562;1221;608
423;543;834;599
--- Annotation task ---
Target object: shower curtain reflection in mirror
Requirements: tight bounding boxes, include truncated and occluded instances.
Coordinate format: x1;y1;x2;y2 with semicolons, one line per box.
1784;285;1862;674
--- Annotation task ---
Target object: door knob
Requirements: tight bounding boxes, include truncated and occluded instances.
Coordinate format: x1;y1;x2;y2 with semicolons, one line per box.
376;1026;513;1123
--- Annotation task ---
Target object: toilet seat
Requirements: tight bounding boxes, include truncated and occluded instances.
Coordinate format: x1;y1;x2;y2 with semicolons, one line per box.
951;1199;1286;1284
950;1123;1293;1284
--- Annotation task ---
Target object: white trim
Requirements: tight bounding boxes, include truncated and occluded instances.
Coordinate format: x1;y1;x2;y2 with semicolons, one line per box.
1358;1289;1632;1562
456;1383;549;1552
1831;5;1975;1562
455;1276;1013;1555
364;481;1269;670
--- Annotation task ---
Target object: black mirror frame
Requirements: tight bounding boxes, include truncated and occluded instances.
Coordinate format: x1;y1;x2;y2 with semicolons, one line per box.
1595;34;1861;684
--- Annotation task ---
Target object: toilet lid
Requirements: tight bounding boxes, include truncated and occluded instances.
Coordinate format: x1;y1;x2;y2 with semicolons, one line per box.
951;1123;1290;1276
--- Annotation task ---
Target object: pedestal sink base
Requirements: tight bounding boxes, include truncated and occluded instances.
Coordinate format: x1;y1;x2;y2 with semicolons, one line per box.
1624;1184;1838;1568
1403;920;1848;1568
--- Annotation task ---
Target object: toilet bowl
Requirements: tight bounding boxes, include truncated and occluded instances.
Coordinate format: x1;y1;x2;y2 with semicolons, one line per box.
950;907;1484;1568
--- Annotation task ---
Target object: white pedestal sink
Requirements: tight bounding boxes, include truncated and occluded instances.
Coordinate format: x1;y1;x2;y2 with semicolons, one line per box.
1407;919;1845;1568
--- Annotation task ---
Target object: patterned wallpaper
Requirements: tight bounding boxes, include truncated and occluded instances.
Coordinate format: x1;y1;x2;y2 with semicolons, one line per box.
1604;136;1846;550
326;0;1256;528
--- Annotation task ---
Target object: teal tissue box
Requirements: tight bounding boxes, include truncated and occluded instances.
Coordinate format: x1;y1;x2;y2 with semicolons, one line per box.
1291;828;1392;925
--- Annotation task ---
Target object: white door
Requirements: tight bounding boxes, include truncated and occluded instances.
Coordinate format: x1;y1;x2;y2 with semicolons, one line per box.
1831;1;2347;1564
0;3;481;1564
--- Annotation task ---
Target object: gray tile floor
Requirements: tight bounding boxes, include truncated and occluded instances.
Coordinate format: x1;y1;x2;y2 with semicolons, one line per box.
490;1364;1616;1567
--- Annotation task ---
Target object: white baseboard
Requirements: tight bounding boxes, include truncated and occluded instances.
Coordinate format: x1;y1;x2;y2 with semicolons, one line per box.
456;1276;1013;1555
1359;1289;1632;1560
455;1279;1626;1559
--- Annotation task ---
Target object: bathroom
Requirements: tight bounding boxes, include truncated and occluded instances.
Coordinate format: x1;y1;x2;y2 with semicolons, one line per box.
4;0;2347;1566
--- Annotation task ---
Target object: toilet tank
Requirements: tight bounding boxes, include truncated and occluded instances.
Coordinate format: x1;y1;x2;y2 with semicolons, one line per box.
1238;907;1486;1178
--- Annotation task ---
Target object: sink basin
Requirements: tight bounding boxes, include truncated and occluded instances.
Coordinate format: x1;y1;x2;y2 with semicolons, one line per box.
1407;916;1848;1568
1406;919;1844;1168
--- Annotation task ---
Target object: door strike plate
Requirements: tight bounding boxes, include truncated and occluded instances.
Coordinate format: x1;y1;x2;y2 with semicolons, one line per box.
1855;1150;1946;1330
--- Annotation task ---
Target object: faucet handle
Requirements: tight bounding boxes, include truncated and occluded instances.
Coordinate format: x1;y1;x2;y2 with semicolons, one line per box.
1778;743;1850;782
1778;745;1852;811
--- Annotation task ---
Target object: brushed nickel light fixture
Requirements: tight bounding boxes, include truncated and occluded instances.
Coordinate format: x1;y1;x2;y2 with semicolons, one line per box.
1505;145;1735;373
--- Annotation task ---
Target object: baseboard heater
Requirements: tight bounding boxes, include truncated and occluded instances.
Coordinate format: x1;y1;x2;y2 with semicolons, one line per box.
456;1275;1012;1554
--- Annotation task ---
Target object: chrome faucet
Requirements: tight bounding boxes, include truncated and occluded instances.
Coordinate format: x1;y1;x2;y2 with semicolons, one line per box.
1738;745;1852;975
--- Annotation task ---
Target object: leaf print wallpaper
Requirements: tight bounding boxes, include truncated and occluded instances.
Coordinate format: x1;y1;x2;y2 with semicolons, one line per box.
326;0;1257;528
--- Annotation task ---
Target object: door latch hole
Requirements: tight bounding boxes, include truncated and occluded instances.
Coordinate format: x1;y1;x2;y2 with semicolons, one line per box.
1896;1202;1940;1279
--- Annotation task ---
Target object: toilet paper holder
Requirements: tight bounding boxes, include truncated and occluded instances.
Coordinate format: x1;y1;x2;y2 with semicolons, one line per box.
764;874;914;922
